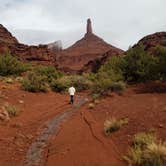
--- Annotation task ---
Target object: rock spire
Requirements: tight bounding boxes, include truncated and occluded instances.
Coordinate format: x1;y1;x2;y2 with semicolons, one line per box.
86;18;92;34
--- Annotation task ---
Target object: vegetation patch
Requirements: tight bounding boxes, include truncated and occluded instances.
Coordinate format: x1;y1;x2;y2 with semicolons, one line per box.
4;104;19;117
0;52;29;76
124;132;166;166
22;72;48;92
104;117;128;135
33;65;62;83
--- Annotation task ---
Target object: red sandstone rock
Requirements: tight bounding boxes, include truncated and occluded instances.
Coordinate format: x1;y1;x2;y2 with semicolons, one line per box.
86;18;93;34
0;24;18;44
0;24;60;65
135;32;166;52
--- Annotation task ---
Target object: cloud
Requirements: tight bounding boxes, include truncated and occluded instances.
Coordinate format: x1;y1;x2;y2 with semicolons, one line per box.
0;0;165;50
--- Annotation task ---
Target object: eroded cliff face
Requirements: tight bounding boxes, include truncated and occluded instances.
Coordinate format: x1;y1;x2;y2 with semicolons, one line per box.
0;24;18;44
55;19;124;73
0;24;61;65
136;32;166;52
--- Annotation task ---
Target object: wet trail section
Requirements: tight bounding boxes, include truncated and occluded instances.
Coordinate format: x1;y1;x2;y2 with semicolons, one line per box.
24;95;88;166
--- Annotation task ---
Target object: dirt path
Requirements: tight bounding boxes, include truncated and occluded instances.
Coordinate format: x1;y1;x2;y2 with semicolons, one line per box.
24;96;88;166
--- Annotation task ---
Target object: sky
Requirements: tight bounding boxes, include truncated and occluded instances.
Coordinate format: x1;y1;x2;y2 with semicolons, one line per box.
0;0;165;50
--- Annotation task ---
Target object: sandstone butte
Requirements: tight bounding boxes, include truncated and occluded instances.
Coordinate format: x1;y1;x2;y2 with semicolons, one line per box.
55;18;124;73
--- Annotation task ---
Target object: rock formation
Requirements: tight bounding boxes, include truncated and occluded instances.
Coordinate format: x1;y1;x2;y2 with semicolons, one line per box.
86;18;93;34
134;32;166;52
0;20;124;73
55;19;124;73
0;24;18;44
0;24;61;65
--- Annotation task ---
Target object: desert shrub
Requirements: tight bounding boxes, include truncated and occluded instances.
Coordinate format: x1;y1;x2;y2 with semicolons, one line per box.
142;142;166;166
154;45;166;80
33;65;62;83
70;75;93;91
91;76;113;94
91;77;126;95
104;117;128;135
51;76;72;92
123;44;158;82
133;132;156;148
90;56;126;95
98;55;124;82
0;52;28;76
123;146;144;166
109;81;126;92
4;104;19;117
22;72;48;92
92;93;100;101
124;132;166;166
51;75;93;92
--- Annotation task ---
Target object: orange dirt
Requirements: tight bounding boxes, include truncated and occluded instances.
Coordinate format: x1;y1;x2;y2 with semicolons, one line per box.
0;82;166;166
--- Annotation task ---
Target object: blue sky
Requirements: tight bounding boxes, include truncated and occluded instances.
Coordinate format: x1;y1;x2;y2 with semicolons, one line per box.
0;0;165;50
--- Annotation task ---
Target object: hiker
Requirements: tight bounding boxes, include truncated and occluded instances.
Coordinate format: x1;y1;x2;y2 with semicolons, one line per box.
68;86;76;104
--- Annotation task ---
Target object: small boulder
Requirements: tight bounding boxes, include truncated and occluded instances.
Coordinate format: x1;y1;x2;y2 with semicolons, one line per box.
18;100;24;104
0;108;10;121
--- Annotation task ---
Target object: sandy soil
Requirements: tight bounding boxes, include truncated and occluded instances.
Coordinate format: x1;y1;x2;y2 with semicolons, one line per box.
0;81;166;166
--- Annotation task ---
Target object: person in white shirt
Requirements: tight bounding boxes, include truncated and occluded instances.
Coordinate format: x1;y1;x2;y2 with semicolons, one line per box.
68;86;76;104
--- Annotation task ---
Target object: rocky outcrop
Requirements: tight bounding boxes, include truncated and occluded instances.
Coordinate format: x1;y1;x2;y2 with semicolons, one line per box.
0;24;18;44
81;49;124;73
55;19;124;73
86;18;93;34
0;24;61;65
135;32;166;52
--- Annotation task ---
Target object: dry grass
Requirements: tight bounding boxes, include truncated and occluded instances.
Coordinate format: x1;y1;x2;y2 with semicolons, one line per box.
133;132;156;148
4;104;19;117
104;117;128;135
124;132;166;166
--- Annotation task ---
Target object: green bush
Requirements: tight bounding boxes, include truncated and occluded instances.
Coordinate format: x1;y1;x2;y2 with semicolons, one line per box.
123;44;158;82
0;52;28;76
154;45;166;80
91;76;113;94
51;76;72;92
90;56;126;95
70;75;93;91
98;55;124;82
51;75;93;92
109;81;126;92
22;72;48;92
33;65;62;83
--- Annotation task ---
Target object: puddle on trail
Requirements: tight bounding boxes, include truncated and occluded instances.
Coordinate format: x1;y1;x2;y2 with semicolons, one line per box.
24;96;88;166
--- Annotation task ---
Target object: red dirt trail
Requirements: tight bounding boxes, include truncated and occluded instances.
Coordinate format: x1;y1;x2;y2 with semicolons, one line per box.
0;82;166;166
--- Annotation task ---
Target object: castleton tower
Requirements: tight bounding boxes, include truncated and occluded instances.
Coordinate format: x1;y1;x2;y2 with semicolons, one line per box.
86;18;93;34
